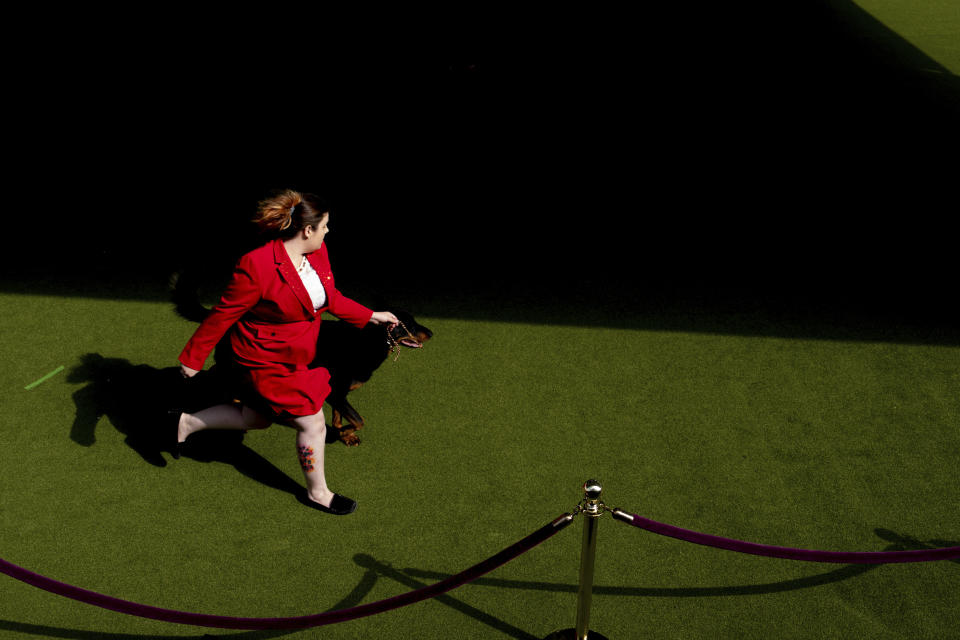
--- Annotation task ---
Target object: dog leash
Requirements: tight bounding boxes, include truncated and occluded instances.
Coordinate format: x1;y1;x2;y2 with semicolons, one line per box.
386;320;420;362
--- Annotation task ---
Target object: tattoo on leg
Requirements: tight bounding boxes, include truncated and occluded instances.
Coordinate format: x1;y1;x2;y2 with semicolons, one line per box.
298;445;316;472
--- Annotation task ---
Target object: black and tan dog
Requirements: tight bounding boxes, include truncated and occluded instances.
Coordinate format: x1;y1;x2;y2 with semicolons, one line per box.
172;273;432;446
313;311;432;445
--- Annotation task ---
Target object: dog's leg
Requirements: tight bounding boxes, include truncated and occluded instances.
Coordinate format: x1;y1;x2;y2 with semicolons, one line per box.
325;408;346;444
340;400;364;431
337;386;363;446
327;396;362;447
337;400;365;446
326;400;363;447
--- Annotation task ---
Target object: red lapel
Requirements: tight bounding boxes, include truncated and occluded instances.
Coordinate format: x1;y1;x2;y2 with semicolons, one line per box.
272;238;318;317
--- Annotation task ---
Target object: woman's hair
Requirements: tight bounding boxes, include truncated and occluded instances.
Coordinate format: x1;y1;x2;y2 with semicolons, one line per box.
253;189;330;239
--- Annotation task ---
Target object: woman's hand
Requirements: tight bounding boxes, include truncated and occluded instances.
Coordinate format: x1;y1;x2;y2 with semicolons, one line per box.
369;311;399;327
180;364;200;378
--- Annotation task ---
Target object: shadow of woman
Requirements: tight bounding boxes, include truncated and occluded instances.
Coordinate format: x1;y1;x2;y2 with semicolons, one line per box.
67;353;303;497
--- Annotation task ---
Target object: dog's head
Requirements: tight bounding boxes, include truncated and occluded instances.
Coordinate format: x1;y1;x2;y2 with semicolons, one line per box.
388;310;433;350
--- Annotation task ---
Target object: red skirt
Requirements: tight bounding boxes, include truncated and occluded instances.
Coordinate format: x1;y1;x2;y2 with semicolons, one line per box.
235;358;331;419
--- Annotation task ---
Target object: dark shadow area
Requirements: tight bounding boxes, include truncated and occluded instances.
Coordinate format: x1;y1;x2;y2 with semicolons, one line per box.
3;3;958;345
67;354;303;497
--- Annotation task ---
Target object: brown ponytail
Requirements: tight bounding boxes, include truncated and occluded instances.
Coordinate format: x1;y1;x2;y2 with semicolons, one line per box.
253;189;330;239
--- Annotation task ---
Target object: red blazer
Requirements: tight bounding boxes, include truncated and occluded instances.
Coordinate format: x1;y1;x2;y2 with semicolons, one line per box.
179;238;373;372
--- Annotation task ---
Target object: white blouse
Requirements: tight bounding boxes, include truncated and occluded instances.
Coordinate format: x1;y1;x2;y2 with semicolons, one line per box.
297;257;328;311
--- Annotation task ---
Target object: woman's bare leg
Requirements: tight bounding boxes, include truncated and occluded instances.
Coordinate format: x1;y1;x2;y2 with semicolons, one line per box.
178;404;271;443
290;410;334;507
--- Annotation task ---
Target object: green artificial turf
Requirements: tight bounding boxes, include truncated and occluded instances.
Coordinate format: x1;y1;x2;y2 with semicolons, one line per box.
1;291;958;640
851;0;960;73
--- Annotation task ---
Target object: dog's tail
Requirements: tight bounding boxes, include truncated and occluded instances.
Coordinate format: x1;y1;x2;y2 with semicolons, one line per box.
169;271;211;323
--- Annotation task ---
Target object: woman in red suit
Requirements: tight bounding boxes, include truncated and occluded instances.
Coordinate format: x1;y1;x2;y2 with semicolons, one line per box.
176;189;398;515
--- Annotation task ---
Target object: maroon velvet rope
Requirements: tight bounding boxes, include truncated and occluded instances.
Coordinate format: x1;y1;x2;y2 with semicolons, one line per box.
0;513;574;630
612;509;960;564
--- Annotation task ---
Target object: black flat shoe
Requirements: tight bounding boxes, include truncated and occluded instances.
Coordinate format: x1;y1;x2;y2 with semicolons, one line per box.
298;492;357;515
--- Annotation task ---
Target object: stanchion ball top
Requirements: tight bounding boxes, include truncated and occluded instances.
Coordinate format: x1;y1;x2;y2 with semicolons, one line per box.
583;479;602;499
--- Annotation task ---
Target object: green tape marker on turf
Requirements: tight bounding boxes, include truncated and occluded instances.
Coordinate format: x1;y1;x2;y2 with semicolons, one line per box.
25;365;65;390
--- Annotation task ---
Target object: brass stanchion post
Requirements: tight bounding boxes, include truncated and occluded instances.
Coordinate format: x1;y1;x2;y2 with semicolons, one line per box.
544;480;610;640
